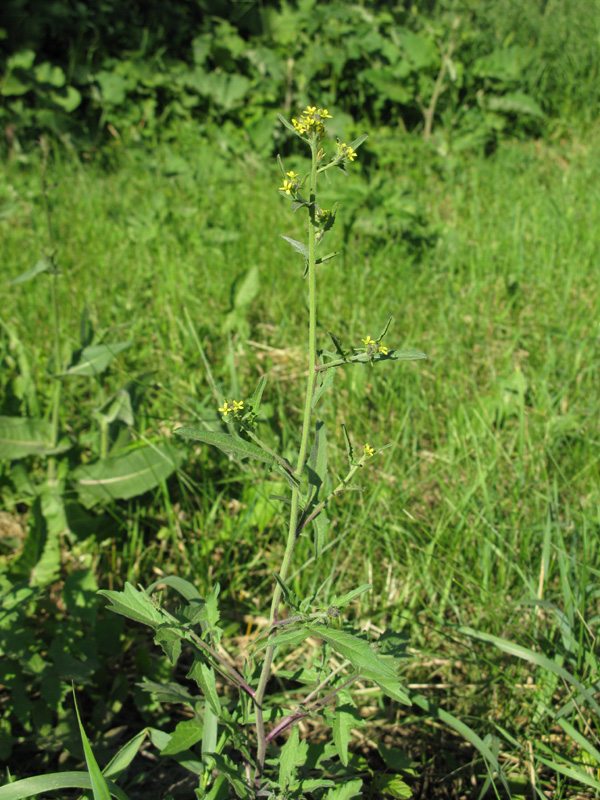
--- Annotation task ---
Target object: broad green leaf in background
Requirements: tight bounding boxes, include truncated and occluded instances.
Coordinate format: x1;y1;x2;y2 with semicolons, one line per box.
72;442;184;506
63;341;132;376
10;257;52;285
485;92;544;118
0;416;71;459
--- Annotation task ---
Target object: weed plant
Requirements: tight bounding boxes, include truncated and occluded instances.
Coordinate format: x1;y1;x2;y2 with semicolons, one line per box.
1;116;599;798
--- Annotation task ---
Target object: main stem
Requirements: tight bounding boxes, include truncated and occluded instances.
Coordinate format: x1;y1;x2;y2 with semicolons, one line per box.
254;138;320;779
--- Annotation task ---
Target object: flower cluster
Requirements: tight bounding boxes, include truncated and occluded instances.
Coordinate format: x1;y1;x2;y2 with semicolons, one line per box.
291;106;332;138
337;142;357;162
218;399;244;418
279;170;299;196
363;443;375;458
361;335;388;356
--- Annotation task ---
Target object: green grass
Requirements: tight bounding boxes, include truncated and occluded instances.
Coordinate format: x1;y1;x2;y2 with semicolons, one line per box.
1;125;599;797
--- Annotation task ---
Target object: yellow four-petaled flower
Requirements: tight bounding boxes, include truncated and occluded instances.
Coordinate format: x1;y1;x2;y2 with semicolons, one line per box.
279;170;299;195
219;399;244;417
364;443;375;458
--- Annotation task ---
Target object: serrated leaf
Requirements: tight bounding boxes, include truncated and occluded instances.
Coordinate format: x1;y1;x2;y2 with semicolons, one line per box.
10;257;52;285
279;727;302;789
99;582;166;628
160;717;204;755
175;427;274;465
154;627;182;665
63;341;132;376
187;663;221;716
332;692;360;766
253;626;310;654
306;625;398;684
280;235;309;259
72;442;184;506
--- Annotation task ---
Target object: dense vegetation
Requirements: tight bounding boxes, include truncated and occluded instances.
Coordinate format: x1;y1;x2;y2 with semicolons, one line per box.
1;1;599;798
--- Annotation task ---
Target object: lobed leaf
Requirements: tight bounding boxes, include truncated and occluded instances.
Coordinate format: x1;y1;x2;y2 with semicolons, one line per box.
175;427;274;465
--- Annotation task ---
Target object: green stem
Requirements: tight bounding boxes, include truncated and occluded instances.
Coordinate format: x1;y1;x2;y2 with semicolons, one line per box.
41;149;62;486
254;138;320;782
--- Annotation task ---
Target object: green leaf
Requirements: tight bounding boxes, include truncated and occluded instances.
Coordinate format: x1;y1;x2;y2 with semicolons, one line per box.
279;727;304;790
160;717;204;755
0;416;70;459
325;778;363;799
72;442;184;506
374;774;412;798
187;663;221;716
315;251;338;266
10;257;52;285
99;582;166;628
377;744;415;773
332;692;360;766
353;349;427;364
277;113;299;134
206;754;252;798
306;625;410;704
0;773;130;800
29;488;67;587
154;627;182;665
63;342;132;376
348;133;368;152
102;728;149;781
486;92;544;118
147;576;203;603
280;235;309;259
95;390;134;426
249;375;267;417
312;368;335;410
73;691;112;800
175;428;275;466
330;584;371;609
253;626;310;654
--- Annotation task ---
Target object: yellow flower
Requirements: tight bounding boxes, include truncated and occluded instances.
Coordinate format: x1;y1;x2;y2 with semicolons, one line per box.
361;335;376;346
279;172;299;195
233;400;244;412
218;400;233;417
378;344;388;355
364;443;375;458
339;143;357;162
291;106;333;139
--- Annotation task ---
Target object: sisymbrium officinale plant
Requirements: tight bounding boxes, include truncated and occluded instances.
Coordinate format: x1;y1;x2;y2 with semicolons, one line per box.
100;106;428;798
